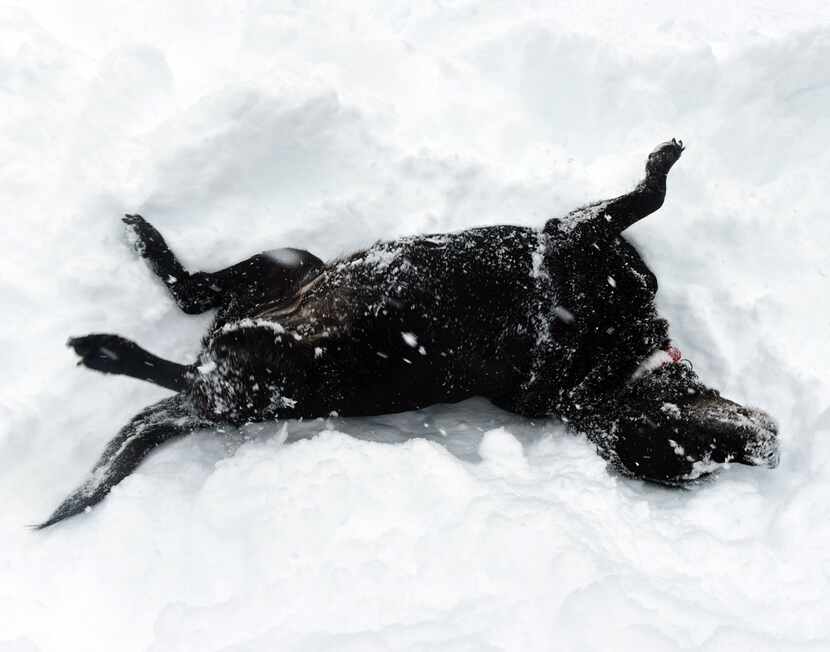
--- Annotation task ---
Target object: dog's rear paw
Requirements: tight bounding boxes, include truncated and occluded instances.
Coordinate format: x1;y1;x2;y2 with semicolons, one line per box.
68;334;137;375
122;214;164;257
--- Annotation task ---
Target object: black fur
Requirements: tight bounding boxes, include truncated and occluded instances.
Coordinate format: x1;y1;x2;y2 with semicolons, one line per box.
38;139;779;529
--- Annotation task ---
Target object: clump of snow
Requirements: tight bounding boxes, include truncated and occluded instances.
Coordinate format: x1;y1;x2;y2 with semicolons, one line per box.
478;426;527;470
553;305;575;323
3;2;830;651
631;348;675;380
196;360;217;375
218;318;286;336
661;402;682;418
529;232;550;279
263;248;302;268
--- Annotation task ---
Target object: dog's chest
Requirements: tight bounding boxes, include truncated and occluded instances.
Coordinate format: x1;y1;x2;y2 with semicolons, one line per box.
511;231;664;414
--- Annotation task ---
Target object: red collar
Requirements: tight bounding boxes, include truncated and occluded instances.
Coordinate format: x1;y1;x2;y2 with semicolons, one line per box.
664;344;682;364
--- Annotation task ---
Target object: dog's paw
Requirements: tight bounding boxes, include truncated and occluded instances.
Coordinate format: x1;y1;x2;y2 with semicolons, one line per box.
646;138;685;176
657;138;685;157
68;333;136;375
122;214;163;257
122;214;146;227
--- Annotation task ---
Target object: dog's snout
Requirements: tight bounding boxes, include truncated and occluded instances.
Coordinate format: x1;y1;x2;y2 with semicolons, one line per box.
687;399;780;469
737;405;780;468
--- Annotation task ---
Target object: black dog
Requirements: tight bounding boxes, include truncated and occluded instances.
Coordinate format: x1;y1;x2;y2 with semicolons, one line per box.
38;139;779;529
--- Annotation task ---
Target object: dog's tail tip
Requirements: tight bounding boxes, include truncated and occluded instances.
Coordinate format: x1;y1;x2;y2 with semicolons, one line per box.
30;500;93;531
29;516;64;532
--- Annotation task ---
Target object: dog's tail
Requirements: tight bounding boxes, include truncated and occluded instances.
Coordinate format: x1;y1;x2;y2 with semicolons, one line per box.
33;394;212;529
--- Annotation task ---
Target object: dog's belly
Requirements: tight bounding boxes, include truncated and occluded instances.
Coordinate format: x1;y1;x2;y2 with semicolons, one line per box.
285;226;548;416
195;226;550;420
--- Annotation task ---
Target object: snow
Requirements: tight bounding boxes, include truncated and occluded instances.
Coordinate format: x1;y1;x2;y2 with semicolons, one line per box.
632;349;675;380
3;1;830;650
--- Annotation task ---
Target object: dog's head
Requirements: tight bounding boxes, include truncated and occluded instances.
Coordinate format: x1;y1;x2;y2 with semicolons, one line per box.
579;361;779;484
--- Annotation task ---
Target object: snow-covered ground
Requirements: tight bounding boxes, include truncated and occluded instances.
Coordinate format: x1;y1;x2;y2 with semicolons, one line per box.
2;2;830;650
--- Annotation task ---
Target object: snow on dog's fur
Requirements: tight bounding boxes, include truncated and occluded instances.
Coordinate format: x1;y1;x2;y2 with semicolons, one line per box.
38;139;778;529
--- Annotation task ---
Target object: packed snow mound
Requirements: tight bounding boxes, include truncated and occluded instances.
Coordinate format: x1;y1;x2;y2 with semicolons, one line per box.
3;2;830;650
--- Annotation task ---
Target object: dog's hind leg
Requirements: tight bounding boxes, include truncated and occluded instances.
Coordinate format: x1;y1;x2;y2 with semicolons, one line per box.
123;215;324;314
34;394;213;529
544;139;685;240
67;333;194;391
123;214;225;314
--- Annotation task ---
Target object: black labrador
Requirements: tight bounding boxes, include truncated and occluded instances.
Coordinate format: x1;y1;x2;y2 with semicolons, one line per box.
38;139;779;528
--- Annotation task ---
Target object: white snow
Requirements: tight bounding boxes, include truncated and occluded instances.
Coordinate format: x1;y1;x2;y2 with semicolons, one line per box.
632;349;675;380
3;2;830;650
553;305;575;324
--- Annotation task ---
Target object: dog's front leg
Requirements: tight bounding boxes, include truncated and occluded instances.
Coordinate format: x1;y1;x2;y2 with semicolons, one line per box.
544;138;685;240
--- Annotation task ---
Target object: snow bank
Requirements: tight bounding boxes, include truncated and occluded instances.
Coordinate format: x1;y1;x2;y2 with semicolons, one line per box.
2;1;830;650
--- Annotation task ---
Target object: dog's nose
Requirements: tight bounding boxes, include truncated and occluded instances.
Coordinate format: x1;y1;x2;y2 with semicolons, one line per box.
686;398;780;469
735;405;780;468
